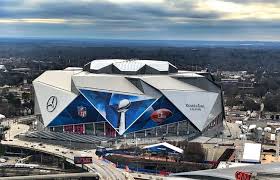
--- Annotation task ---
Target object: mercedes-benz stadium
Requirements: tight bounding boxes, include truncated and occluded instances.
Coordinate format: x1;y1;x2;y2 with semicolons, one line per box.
33;59;224;139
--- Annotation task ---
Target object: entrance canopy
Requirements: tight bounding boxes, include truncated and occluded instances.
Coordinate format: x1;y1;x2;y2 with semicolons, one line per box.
143;142;183;154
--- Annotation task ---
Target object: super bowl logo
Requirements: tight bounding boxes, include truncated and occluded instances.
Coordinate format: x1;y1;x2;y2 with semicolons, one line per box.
77;106;87;118
151;109;173;124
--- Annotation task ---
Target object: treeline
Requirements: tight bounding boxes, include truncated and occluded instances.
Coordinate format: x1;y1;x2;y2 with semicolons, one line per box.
0;44;280;72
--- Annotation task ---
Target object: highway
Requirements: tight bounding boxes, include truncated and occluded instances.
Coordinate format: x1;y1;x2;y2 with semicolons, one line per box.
1;120;131;180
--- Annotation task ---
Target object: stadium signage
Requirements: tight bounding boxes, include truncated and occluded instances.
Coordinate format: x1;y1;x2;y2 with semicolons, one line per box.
185;104;205;111
77;106;87;118
74;156;93;164
235;171;252;180
46;96;57;112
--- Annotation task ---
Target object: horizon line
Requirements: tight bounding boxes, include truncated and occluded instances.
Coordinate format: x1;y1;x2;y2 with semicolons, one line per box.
0;37;280;43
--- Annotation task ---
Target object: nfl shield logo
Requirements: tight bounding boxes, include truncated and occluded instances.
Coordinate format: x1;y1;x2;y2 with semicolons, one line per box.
77;106;87;118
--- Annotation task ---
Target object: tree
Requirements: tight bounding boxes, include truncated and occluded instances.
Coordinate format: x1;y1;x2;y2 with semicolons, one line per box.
264;94;280;112
243;99;260;111
22;92;30;101
253;86;267;98
225;97;241;107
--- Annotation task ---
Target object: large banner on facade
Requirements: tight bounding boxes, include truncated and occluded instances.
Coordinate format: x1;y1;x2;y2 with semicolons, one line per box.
80;89;157;135
126;96;188;133
48;94;106;126
49;90;190;135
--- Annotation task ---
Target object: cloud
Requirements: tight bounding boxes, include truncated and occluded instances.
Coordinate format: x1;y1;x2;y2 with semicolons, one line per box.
197;0;280;20
1;0;280;22
0;0;216;20
224;0;280;3
0;0;280;40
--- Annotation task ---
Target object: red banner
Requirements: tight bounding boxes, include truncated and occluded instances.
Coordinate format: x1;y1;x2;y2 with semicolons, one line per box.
64;125;73;132
74;124;84;134
74;156;92;164
235;171;252;180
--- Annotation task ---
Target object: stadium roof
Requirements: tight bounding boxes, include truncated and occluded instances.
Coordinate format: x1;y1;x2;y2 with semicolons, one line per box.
0;65;6;70
72;72;144;95
139;76;205;91
34;70;82;92
84;59;178;75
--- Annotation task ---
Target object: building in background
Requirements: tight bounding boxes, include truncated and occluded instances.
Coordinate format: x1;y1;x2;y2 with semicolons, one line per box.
33;59;224;139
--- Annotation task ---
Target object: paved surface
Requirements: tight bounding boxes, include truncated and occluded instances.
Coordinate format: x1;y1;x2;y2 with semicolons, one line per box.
129;172;164;180
190;122;241;144
1;120;131;180
0;172;98;180
171;162;280;180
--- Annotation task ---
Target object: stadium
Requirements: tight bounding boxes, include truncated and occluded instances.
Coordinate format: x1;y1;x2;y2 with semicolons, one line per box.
33;59;224;139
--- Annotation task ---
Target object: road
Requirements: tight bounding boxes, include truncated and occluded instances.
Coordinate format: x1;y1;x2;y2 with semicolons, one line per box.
0;172;98;180
1;120;131;180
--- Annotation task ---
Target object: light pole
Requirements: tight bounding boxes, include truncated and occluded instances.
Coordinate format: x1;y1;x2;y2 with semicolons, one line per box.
276;132;280;160
8;120;10;140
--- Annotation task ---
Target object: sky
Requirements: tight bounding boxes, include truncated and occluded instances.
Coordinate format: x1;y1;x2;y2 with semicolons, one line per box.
1;0;280;41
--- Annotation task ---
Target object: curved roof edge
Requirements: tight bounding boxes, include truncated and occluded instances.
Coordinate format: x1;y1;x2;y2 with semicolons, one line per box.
83;59;178;75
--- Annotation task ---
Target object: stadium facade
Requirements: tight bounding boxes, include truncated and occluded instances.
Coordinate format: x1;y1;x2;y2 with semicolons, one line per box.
33;59;224;139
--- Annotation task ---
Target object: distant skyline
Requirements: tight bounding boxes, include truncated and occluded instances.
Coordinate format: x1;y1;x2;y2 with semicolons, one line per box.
1;0;280;41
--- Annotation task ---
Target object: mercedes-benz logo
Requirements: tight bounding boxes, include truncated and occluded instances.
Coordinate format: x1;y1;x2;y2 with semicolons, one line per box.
46;96;57;112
